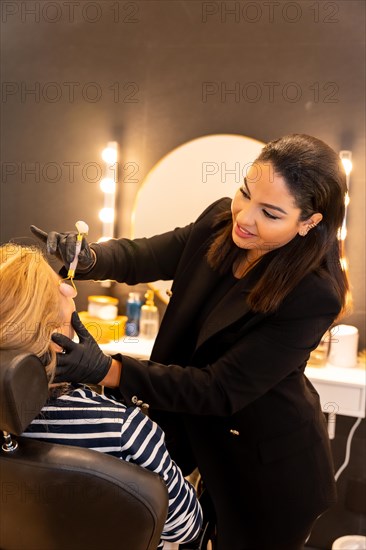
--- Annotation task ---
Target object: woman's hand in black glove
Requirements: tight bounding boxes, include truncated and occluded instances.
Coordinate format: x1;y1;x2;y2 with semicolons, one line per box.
30;225;95;272
51;311;112;384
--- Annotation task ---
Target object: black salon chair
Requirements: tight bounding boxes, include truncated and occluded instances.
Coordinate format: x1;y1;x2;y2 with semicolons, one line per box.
0;349;168;550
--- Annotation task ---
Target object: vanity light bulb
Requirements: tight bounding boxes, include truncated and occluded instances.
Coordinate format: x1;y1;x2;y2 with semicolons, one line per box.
339;226;347;241
341;158;353;176
339;151;353;177
102;147;118;164
99;208;115;223
100;178;116;194
340;257;348;271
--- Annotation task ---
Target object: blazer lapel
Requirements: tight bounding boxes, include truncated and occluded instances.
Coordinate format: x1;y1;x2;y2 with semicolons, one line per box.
195;277;253;349
151;243;222;362
153;247;267;362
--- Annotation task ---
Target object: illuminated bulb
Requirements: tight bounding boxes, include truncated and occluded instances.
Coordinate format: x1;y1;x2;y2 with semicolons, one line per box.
100;178;116;194
338;226;347;241
339;151;353;176
341;158;353;176
99;208;115;223
102;147;118;164
340;257;348;271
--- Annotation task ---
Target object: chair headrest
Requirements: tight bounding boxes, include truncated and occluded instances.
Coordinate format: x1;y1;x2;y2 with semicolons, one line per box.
0;349;48;435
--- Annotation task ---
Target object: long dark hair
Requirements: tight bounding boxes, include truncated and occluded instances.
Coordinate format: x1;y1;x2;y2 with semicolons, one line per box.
207;134;349;314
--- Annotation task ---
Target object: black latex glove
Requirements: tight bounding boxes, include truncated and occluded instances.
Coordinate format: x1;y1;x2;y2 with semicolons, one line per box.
30;225;95;272
51;311;112;384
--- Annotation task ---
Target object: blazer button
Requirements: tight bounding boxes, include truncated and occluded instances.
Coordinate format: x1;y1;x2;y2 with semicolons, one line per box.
230;429;240;436
131;395;139;404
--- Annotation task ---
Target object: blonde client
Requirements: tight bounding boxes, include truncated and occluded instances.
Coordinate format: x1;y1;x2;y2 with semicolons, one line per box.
0;244;202;549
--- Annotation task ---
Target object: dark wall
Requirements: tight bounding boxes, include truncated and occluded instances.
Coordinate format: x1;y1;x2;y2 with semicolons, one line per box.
1;2;365;547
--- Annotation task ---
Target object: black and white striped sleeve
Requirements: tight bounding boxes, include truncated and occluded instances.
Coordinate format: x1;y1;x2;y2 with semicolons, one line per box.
121;406;203;545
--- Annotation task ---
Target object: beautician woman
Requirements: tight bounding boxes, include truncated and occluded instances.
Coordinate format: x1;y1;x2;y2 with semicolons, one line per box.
31;134;349;550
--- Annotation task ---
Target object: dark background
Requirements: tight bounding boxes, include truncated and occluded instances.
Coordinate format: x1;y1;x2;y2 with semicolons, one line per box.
1;1;365;548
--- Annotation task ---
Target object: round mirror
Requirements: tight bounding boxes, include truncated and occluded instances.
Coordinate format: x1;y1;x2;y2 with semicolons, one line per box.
132;134;265;302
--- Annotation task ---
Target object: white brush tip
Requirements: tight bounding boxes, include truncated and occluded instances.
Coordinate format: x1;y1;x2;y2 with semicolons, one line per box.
75;220;89;234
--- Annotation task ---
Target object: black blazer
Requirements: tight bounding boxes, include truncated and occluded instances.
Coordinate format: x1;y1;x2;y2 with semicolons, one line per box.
84;198;339;548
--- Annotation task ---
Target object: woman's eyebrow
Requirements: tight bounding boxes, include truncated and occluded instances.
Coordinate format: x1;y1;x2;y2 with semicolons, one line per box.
244;177;288;215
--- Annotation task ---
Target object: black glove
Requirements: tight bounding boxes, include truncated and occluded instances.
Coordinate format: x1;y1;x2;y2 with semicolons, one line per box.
30;225;95;272
51;311;112;384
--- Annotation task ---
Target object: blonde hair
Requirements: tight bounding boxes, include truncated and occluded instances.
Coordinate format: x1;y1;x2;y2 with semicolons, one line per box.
0;244;64;381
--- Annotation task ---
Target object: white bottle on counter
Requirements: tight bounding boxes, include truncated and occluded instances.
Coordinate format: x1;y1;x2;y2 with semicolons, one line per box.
139;290;159;339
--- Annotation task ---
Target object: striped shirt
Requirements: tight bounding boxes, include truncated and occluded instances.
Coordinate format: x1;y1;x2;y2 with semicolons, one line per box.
22;384;202;548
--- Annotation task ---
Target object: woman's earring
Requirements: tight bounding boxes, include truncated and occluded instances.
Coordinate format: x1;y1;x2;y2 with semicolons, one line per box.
299;222;317;237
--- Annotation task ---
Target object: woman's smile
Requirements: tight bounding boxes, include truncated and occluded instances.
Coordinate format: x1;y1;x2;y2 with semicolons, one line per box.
234;222;257;238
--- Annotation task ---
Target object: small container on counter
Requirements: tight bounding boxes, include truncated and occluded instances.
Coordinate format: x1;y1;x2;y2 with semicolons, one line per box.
308;330;331;367
140;290;159;339
78;295;127;344
88;295;119;320
125;292;142;336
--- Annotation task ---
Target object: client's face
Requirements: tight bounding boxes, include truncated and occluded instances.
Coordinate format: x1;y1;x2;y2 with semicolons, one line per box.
50;274;76;351
58;281;77;337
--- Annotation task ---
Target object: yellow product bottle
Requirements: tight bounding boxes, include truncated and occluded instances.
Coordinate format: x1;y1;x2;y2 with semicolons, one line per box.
139;290;159;339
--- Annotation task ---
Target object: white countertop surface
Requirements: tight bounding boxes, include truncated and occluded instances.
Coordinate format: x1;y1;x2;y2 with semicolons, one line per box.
306;363;366;385
100;337;155;359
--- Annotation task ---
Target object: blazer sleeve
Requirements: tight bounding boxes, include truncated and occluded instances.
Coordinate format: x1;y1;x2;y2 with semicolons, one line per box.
117;275;341;417
70;198;229;284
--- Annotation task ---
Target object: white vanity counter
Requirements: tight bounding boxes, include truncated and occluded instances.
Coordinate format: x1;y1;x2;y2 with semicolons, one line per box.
305;363;365;419
100;337;155;360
